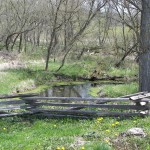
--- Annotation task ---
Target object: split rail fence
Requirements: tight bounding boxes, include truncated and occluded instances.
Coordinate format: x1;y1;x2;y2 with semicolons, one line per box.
0;92;149;119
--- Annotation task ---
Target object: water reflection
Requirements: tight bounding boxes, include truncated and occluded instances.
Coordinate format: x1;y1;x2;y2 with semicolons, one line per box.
40;83;93;98
40;82;122;98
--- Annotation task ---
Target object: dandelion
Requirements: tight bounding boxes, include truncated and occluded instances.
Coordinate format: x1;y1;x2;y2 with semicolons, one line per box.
62;146;65;150
97;117;103;121
111;124;115;127
56;147;60;150
81;146;85;150
105;129;110;133
115;121;119;125
105;139;109;143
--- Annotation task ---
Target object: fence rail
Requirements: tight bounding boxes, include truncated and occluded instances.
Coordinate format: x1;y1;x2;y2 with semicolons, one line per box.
0;92;149;118
0;93;38;99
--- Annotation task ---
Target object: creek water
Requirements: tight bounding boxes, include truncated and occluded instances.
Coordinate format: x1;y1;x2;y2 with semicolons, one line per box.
40;82;121;98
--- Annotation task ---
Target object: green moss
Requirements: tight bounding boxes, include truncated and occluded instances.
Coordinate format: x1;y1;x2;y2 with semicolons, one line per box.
24;85;49;94
53;81;85;86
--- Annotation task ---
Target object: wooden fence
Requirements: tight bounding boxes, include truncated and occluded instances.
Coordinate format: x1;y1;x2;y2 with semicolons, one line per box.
0;92;149;119
0;93;37;117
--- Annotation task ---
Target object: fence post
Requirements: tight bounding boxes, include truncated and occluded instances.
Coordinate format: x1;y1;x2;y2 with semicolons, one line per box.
147;101;150;116
135;100;150;116
23;98;37;111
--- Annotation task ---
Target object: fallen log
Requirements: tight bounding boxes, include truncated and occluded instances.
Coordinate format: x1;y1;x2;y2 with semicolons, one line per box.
88;76;124;81
53;73;124;81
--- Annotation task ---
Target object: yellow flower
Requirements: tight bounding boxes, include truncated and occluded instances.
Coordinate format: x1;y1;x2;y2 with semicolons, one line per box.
97;117;103;121
111;124;115;127
3;128;6;130
115;121;119;125
62;146;65;150
105;139;109;143
56;147;60;150
54;125;57;127
133;121;136;123
115;133;118;136
105;129;110;133
81;146;85;150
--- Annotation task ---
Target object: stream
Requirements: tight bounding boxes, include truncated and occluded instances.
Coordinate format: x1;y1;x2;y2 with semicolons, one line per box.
40;82;122;98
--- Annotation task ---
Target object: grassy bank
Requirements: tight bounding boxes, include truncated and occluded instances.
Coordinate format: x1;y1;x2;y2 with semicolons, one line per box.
0;55;138;95
89;82;138;98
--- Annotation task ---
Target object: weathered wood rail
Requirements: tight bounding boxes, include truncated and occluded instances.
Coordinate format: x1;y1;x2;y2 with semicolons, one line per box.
0;93;37;117
0;92;149;118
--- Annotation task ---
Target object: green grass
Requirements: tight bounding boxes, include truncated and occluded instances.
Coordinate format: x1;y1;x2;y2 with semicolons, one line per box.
108;66;138;77
89;82;138;98
0;51;139;95
0;116;149;150
102;82;138;97
0;61;56;94
57;63;90;78
0;57;96;94
0;71;23;94
89;87;102;97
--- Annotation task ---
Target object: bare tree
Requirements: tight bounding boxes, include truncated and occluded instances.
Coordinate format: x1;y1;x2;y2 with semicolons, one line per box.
108;0;141;67
56;0;107;71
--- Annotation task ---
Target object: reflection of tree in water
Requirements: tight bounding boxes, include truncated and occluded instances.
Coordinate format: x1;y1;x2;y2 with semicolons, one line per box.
40;83;100;104
40;83;92;98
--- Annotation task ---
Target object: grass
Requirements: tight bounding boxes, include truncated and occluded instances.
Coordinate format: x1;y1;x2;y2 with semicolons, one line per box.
0;56;97;94
0;71;23;94
0;54;138;95
0;63;54;94
102;82;138;97
0;116;149;150
108;67;138;78
89;86;102;97
89;82;138;98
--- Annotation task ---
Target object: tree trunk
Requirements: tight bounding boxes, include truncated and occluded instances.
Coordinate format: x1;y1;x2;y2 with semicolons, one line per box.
18;33;22;53
139;0;150;91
